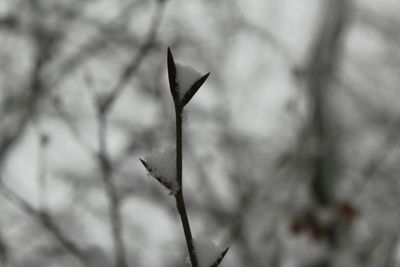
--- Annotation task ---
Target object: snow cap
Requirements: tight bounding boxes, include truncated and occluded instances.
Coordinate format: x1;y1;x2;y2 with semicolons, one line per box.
187;238;229;267
140;148;179;194
167;47;210;107
175;63;203;99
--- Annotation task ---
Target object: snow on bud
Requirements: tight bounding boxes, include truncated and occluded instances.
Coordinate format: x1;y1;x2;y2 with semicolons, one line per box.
167;47;210;107
175;63;203;99
140;148;179;195
186;238;229;267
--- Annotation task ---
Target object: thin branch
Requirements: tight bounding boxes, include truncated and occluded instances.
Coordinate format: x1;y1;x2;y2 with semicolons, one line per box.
97;112;127;267
90;5;168;263
165;47;227;267
0;6;52;175
303;0;352;205
87;4;169;265
174;106;198;267
99;0;167;114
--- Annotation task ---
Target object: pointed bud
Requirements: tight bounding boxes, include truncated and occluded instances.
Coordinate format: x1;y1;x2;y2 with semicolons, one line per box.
139;148;179;195
210;246;229;267
167;48;210;107
188;238;229;267
167;47;178;103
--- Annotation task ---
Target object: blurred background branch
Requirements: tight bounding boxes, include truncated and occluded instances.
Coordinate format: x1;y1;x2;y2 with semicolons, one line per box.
1;0;400;266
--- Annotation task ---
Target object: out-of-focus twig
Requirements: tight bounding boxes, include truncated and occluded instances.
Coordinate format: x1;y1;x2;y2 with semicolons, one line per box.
99;0;167;115
302;0;352;206
0;3;54;173
0;183;89;266
0;2;89;266
88;2;168;267
96;110;128;267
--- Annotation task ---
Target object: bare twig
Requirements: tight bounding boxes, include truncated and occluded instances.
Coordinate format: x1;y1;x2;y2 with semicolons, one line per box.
89;3;168;266
174;105;198;267
0;3;87;264
303;0;352;205
141;46;228;267
99;0;167;115
165;47;199;267
0;0;53;177
97;111;127;267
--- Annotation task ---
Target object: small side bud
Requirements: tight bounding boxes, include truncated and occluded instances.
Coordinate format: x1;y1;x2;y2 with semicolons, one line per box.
139;148;179;195
210;246;230;267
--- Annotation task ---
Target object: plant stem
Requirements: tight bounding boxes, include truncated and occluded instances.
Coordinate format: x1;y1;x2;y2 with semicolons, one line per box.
175;107;183;187
174;106;198;267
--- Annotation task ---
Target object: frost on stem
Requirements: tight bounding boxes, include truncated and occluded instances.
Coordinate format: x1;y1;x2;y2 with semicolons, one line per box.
140;148;179;195
186;238;229;267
